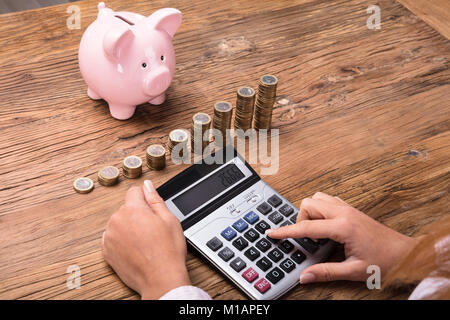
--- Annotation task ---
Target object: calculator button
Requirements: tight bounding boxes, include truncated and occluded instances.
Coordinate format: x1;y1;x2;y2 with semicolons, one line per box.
256;257;273;271
218;247;235;262
318;238;329;245
267;195;282;208
232;236;248;251
244;228;260;242
267;248;284;262
230;257;246;272
268;211;283;225
220;227;237;241
280;258;296;273
242;267;259;283
256;202;272;215
232;219;248;232
279;204;294;217
254;278;271;294
255;220;271;234
279;240;295;253
280;220;292;227
266;235;279;244
206;237;223;251
255;238;271;252
290;213;298;224
266;267;285;284
244;246;261;261
244;211;259;224
294;237;319;254
291;250;306;264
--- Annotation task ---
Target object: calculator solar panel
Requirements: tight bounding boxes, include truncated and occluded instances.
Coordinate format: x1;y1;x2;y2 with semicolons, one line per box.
158;146;336;300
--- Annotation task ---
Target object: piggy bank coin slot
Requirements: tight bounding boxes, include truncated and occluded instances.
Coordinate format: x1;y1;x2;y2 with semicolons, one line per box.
114;15;135;26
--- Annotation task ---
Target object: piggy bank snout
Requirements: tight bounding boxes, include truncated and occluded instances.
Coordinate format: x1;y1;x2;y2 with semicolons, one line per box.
144;69;172;97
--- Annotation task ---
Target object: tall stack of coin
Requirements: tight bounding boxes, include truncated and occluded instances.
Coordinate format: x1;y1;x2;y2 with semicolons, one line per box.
122;155;143;179
98;166;120;186
146;144;166;170
234;87;255;131
168;129;189;158
191;112;211;154
254;75;278;130
213;101;233;146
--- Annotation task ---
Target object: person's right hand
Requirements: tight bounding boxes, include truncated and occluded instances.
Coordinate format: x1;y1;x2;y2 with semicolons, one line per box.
266;192;418;284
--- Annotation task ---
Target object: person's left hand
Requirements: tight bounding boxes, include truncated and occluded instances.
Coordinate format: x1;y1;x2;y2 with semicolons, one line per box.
102;180;190;299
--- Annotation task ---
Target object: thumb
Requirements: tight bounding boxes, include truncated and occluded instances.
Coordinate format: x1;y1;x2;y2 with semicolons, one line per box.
300;260;366;283
142;180;174;220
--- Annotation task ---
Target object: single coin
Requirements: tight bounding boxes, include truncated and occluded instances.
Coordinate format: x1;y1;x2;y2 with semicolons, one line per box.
260;74;278;85
73;177;94;194
98;166;120;186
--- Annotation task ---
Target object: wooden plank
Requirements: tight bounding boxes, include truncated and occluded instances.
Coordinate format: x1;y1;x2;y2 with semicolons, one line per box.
398;0;450;39
0;0;449;299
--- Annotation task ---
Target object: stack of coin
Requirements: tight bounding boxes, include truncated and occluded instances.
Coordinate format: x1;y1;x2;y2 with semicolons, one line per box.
168;129;189;158
254;75;278;130
122;155;143;179
191;112;211;154
73;177;94;194
213;101;233;146
234;87;255;131
146;144;166;170
98;166;120;186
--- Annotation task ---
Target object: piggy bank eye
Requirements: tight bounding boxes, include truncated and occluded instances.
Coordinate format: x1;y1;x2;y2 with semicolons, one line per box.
160;55;165;61
141;62;147;68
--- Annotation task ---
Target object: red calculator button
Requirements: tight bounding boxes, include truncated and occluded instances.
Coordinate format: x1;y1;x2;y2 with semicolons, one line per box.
242;267;259;283
254;278;271;294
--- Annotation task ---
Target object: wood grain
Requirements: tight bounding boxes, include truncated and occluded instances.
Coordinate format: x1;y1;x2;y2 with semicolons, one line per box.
0;0;449;300
398;0;450;39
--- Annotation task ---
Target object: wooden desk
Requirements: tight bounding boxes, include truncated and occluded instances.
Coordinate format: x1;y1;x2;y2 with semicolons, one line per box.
0;0;448;300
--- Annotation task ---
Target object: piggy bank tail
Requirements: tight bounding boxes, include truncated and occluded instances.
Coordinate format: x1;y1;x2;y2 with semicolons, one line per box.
97;2;112;18
98;2;106;11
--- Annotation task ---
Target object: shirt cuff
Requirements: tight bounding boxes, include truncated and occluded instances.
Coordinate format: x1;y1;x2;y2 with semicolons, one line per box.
159;285;212;300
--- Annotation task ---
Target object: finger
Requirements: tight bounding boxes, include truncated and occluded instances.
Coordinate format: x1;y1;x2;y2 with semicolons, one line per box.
299;260;366;283
125;186;150;209
143;180;173;220
298;198;341;221
334;196;348;205
312;192;343;205
266;219;341;242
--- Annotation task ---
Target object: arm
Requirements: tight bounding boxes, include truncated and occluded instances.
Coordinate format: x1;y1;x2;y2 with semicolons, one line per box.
267;192;418;283
102;180;211;300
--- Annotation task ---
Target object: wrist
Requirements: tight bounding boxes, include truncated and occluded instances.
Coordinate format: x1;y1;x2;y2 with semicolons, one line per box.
141;267;191;300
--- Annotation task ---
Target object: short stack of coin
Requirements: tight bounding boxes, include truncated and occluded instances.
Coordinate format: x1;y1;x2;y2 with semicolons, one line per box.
191;112;211;154
234;87;255;131
254;75;278;130
213;101;233;146
122;155;143;179
98;166;120;186
168;129;189;158
73;177;94;194
146;144;166;170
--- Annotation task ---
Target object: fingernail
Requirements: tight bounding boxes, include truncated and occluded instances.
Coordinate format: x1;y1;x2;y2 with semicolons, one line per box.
265;229;273;236
300;273;315;284
144;180;155;194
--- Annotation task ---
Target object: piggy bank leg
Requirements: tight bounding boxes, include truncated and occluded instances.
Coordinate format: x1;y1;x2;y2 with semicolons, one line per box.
149;93;166;105
87;87;101;100
108;103;136;120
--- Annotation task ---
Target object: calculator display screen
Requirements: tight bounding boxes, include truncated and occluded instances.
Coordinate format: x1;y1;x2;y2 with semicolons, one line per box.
172;163;245;216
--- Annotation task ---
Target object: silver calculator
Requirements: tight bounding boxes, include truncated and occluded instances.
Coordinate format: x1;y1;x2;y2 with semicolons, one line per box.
157;146;336;300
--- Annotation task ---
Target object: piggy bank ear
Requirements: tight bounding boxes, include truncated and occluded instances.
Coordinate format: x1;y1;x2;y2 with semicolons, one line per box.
103;25;135;61
148;8;182;38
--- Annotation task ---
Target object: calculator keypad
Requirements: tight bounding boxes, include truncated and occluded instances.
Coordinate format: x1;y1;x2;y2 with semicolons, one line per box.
205;191;331;297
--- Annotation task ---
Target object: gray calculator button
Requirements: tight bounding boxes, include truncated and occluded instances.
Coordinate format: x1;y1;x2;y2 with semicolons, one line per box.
244;228;260;242
206;237;223;251
256;257;272;271
290;213;298;224
230;257;246;272
280;220;292;227
244;246;261;261
255;238;271;252
294;237;319;254
279;204;294;217
256;202;272;215
218;247;235;262
268;211;283;224
280;258;296;273
267;195;282;207
232;236;249;251
267;248;283;262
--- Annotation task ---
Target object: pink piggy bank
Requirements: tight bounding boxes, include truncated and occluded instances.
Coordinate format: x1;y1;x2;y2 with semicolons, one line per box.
78;2;182;120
